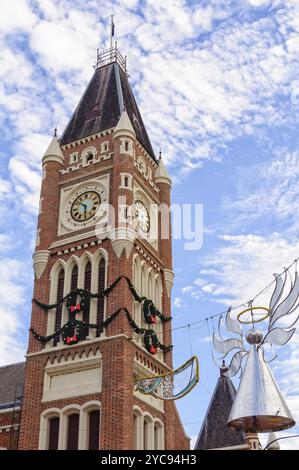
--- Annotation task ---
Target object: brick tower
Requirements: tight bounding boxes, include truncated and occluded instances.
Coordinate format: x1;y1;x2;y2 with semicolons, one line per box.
18;46;189;450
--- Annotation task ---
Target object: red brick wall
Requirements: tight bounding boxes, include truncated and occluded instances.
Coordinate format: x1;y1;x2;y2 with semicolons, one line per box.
0;410;21;450
19;134;189;450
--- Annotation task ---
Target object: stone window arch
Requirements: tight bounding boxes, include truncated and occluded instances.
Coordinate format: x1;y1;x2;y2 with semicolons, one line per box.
81;146;97;165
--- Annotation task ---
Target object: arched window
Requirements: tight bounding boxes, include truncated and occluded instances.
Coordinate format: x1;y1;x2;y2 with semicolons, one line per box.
133;408;143;450
67;413;79;450
69;265;78;335
133;413;138;450
71;265;78;291
97;258;105;337
154;421;164;450
48;417;59;450
54;269;64;346
88;410;100;450
143;416;152;450
82;261;92;339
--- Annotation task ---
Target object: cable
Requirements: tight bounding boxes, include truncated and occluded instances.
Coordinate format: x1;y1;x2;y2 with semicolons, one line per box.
263;434;299;450
170;257;299;334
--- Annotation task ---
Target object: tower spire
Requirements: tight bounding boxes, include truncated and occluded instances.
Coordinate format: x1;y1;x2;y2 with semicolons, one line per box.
110;14;115;51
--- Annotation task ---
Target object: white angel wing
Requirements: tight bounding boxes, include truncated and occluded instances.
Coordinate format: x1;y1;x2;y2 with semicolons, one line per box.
223;350;248;378
225;307;243;336
212;332;243;356
262;327;295;347
270;271;299;328
269;272;286;312
260;345;278;364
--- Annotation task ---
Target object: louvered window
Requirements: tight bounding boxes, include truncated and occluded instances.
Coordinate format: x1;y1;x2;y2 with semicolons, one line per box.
48;417;59;450
88;410;100;450
97;259;105;336
54;269;64;346
67;414;79;450
82;262;92;339
69;265;78;335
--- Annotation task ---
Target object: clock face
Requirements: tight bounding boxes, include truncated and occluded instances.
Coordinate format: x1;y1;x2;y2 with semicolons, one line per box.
70;191;101;222
135;200;150;233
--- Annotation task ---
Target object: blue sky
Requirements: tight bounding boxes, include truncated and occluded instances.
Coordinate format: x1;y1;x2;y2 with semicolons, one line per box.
1;0;299;450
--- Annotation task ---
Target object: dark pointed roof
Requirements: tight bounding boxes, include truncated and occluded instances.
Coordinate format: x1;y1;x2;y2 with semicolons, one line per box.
0;362;25;410
60;62;157;162
195;367;246;450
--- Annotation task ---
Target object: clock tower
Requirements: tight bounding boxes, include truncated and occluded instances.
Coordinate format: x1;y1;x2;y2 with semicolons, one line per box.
18;45;189;450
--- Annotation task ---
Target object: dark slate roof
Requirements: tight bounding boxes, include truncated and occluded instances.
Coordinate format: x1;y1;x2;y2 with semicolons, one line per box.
195;368;246;450
0;362;25;410
60;62;157;162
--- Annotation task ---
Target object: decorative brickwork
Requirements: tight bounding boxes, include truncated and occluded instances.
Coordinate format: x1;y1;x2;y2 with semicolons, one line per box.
16;57;189;450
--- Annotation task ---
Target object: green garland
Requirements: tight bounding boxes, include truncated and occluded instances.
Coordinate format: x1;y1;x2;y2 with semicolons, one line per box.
124;277;172;324
30;308;173;354
33;277;122;311
33;276;171;325
32;275;173;354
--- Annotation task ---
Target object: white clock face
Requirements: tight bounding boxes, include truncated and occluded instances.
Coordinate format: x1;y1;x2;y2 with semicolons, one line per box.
135;200;150;233
71;191;101;222
63;183;107;229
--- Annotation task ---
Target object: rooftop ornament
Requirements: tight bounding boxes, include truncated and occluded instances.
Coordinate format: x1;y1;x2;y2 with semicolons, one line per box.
212;265;299;433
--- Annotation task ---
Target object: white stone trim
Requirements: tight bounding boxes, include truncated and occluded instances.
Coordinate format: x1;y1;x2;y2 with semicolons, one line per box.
46;248;108;343
164;269;174;297
61;129;114;151
100;141;109;153
58;175;109;235
39;401;101;450
42;155;64;166
42;349;102;402
32;250;50;279
69;152;79;164
133;408;164;451
0;406;20;415
39;407;61;450
109;227;136;258
120;173;133;191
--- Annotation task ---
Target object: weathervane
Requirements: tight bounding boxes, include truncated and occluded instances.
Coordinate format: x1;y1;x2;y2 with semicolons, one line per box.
212;265;299;433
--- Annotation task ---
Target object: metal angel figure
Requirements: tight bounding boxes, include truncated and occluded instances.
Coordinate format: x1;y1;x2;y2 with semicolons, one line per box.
212;266;299;433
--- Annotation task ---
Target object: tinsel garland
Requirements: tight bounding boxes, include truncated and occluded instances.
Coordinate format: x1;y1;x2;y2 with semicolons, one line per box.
30;308;173;354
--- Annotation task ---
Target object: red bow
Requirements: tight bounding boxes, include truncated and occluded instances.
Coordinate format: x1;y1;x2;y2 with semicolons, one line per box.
70;304;81;313
149;315;157;324
67;335;77;344
149;345;157;354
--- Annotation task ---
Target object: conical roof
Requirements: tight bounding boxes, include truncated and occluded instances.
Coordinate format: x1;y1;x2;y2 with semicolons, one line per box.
195;367;246;449
60;62;156;162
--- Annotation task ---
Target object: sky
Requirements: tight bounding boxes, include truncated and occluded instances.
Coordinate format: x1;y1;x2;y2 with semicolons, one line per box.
1;0;299;450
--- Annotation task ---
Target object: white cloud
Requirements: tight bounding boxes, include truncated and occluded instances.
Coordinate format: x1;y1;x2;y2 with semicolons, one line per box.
0;258;27;366
173;297;183;308
197;233;299;306
0;0;36;34
223;149;299;229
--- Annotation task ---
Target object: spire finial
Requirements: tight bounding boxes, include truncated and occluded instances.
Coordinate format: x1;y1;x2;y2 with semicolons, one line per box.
159;149;162;159
54;128;57;137
110;14;115;50
220;360;228;377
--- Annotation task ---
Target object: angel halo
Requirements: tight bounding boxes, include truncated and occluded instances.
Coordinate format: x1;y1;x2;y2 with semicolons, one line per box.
212;267;299;433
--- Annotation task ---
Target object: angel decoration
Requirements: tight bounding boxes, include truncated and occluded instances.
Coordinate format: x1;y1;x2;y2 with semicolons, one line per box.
212;267;299;433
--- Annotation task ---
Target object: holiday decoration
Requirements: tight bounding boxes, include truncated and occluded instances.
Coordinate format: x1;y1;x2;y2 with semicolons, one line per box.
125;277;171;324
32;276;173;353
212;267;299;433
30;308;173;354
135;356;199;400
